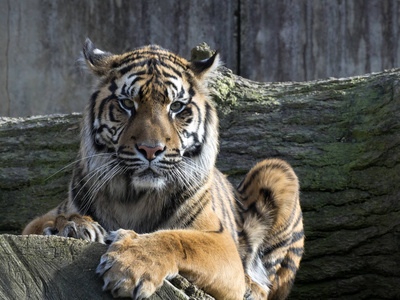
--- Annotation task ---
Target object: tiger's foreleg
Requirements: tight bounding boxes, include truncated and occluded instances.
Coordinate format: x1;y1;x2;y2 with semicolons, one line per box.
237;158;304;300
97;228;246;300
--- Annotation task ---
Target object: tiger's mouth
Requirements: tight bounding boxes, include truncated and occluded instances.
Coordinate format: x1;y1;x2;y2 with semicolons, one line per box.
123;165;163;178
139;168;162;178
121;165;168;190
133;170;167;190
112;148;185;190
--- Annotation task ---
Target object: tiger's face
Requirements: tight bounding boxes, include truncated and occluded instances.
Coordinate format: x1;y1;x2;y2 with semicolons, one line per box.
81;40;219;191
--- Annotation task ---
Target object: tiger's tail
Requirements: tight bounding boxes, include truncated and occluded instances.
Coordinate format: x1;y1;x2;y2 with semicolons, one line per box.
236;159;304;299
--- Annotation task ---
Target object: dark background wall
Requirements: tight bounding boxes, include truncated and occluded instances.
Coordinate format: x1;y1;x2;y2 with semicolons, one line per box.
1;0;400;117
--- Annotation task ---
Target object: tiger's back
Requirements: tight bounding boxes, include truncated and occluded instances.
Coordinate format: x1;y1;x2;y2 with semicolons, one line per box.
23;40;304;300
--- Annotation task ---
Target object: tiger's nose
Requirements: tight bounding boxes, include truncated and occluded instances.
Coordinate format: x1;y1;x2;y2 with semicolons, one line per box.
137;144;166;161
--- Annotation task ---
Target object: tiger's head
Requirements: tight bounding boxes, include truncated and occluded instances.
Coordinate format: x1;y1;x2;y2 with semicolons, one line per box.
80;39;220;191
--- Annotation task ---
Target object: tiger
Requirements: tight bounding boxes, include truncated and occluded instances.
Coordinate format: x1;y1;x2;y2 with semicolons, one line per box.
23;39;304;300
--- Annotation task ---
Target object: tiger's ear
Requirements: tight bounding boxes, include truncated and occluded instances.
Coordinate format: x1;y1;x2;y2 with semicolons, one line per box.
81;38;114;76
190;51;221;80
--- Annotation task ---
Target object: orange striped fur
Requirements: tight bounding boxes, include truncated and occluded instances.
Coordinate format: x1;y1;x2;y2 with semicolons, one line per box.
23;39;304;299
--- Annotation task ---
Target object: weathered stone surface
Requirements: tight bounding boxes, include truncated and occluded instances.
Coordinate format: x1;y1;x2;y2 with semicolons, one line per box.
0;65;399;299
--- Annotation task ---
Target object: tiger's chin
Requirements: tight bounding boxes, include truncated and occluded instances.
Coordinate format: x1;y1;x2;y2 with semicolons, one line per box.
130;171;167;191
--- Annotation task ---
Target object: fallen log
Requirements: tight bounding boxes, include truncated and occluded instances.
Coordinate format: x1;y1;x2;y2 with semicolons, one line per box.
0;63;399;299
0;234;213;299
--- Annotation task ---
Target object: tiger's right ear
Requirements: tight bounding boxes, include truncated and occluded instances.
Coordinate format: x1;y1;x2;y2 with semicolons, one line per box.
190;51;221;80
81;38;114;76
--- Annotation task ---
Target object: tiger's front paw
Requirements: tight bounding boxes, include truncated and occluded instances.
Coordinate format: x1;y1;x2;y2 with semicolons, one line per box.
43;214;107;243
97;229;179;299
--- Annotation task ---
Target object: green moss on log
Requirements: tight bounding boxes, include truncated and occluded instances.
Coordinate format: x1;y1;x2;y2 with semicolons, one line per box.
1;67;400;299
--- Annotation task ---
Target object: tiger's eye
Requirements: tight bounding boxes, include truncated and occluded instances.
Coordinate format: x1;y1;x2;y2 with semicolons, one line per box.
170;101;185;113
120;99;135;110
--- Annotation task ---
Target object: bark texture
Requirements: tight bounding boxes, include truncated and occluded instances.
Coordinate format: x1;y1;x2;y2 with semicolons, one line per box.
0;66;400;299
0;234;213;300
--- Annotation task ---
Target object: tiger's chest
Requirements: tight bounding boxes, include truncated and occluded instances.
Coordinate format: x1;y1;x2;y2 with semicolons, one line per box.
74;175;182;233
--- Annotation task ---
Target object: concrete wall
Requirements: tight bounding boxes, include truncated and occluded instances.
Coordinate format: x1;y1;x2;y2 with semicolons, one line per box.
1;0;400;117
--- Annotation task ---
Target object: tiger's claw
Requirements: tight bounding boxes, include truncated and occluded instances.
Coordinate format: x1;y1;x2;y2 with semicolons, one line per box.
43;214;107;243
